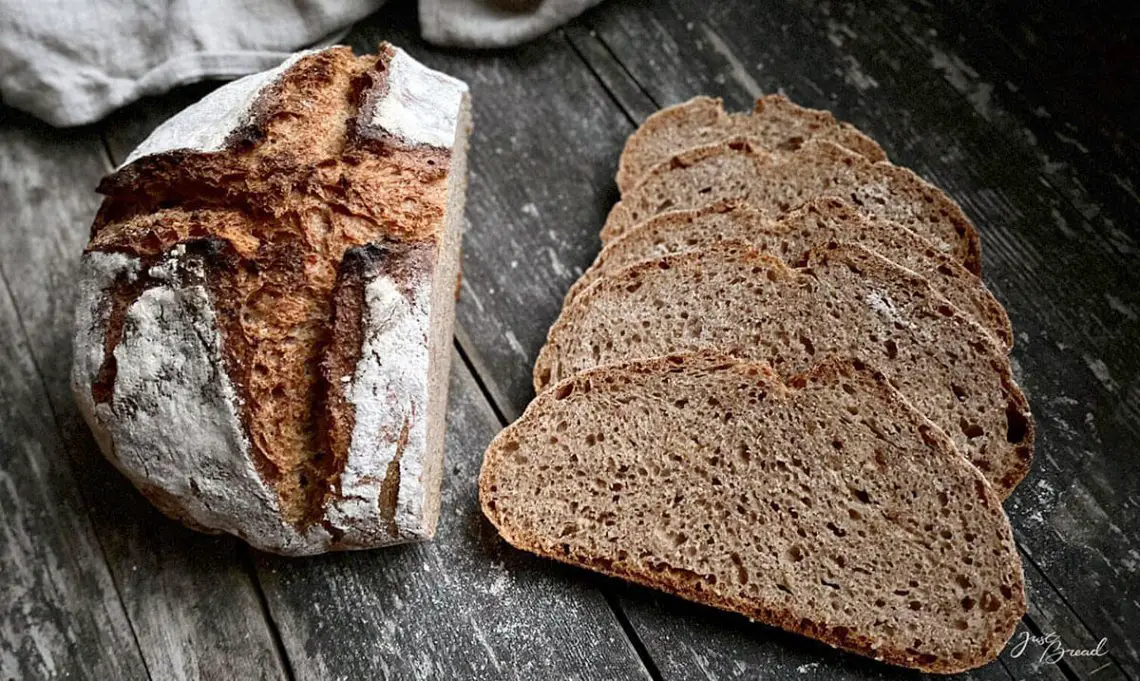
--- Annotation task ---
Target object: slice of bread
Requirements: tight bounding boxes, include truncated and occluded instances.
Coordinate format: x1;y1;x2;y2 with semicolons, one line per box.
600;138;982;275
482;352;1026;673
534;242;1033;497
569;197;1012;349
616;95;886;193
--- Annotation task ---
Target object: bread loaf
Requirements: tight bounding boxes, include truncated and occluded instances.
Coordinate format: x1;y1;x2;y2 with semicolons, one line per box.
616;95;886;193
482;352;1026;673
600;138;982;275
570;197;1012;348
71;44;472;555
535;242;1033;497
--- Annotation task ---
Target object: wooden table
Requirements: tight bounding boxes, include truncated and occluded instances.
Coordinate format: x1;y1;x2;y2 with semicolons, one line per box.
2;1;1136;679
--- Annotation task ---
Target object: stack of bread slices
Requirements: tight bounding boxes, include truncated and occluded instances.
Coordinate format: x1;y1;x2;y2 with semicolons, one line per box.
480;96;1034;673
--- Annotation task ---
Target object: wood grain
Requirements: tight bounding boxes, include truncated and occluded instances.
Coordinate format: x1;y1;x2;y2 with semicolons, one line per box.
257;349;652;680
0;258;148;680
0;107;288;681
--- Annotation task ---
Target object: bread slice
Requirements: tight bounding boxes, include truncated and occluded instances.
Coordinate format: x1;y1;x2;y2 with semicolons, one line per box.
535;242;1033;497
569;197;1011;349
600;138;982;275
483;352;1026;673
616;95;886;193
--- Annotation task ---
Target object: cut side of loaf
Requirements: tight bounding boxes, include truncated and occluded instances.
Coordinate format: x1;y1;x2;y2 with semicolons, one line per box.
72;44;472;555
600;138;982;275
616;95;886;193
569;197;1012;349
482;353;1026;673
535;242;1033;497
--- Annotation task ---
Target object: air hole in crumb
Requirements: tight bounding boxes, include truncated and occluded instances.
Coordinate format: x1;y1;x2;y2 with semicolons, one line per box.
787;545;805;562
884;339;898;359
851;488;871;504
980;591;1002;611
951;384;969;401
1006;404;1029;443
555;383;574;400
959;419;985;438
961;596;976;611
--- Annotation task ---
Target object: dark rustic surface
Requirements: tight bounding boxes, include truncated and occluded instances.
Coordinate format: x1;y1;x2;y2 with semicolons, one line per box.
1;0;1135;679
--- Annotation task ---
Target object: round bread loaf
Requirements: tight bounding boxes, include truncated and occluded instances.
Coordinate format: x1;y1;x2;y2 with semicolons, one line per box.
71;44;472;555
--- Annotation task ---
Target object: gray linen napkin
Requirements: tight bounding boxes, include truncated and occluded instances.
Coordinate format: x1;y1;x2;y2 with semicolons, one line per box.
0;0;602;127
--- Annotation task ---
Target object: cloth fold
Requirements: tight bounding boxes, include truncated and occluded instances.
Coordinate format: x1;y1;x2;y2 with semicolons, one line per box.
0;0;602;127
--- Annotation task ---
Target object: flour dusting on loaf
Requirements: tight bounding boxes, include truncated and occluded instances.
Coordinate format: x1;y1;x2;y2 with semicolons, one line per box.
361;46;468;148
325;247;433;543
123;51;313;166
73;44;472;555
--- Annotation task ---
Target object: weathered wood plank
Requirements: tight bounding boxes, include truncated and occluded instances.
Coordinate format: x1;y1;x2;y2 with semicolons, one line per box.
581;3;1139;679
257;349;652;680
911;0;1140;224
0;107;288;681
0;273;148;680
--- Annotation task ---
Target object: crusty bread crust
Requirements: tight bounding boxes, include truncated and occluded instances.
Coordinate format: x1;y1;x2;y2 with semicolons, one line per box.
602;137;983;276
482;352;1026;673
571;197;1011;348
616;95;887;193
72;45;472;554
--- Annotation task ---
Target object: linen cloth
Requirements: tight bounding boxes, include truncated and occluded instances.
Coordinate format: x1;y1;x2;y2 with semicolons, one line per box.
0;0;603;127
